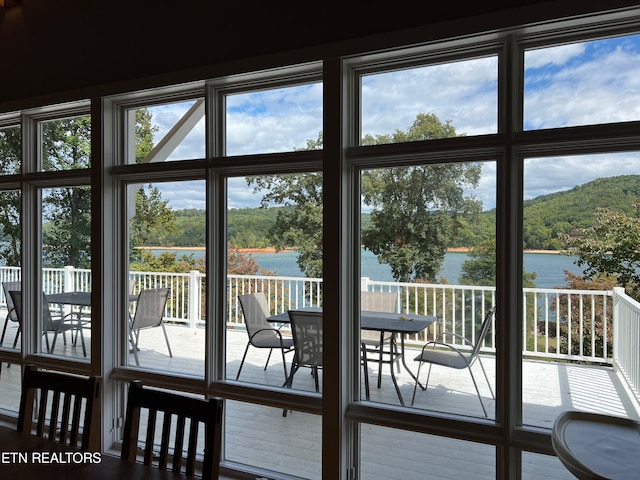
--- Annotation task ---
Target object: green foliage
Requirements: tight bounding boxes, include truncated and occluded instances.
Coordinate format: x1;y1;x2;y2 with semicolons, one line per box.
0;125;21;266
552;272;616;359
249;113;482;281
562;203;640;300
247;172;323;278
360;114;481;282
460;239;537;287
41;117;92;268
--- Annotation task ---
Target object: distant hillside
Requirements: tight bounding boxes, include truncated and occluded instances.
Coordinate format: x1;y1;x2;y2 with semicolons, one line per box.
466;175;640;250
142;175;640;251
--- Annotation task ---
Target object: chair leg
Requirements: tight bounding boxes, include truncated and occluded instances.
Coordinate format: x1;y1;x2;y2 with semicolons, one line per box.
467;366;489;418
264;348;273;370
283;364;300;417
0;317;9;346
279;346;289;383
160;322;173;357
411;362;433;406
361;344;370;401
235;343;251;380
129;330;140;366
477;357;495;399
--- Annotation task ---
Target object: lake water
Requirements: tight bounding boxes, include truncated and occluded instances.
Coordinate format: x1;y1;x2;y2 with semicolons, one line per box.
254;250;580;289
153;248;581;289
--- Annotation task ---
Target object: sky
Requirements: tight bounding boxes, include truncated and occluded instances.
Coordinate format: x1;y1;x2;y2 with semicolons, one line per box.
146;33;640;212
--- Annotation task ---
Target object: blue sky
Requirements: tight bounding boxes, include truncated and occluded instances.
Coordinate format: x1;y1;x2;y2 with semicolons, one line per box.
148;33;640;212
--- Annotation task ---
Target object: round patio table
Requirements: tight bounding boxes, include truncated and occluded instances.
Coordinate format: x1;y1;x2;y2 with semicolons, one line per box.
552;411;640;480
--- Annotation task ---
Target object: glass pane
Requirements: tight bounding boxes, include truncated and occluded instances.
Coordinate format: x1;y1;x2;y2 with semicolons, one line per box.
125;100;205;164
522;152;640;427
523;451;577;480
0;125;21;175
40;115;91;171
0;362;21;413
359;161;497;420
41;186;91;360
524;33;640;130
225;399;322;479
225;83;323;155
127;180;206;375
0;190;21;353
360;424;495;480
227;171;323;394
360;56;498;145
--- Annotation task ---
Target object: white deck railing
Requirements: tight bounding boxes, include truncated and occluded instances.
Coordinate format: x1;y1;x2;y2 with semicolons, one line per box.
0;266;619;366
613;287;640;402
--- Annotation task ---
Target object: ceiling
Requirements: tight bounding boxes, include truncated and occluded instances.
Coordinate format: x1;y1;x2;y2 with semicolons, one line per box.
0;0;636;108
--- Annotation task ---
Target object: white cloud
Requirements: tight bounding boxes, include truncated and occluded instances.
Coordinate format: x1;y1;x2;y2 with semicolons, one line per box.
144;34;640;212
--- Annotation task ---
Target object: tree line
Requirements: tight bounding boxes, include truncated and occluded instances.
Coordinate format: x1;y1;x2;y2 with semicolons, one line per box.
136;174;640;254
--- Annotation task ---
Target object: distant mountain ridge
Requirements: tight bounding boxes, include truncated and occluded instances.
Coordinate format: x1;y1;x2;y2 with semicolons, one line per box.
482;174;640;250
146;175;640;251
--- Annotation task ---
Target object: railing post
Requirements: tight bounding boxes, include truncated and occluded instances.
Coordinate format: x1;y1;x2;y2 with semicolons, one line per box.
64;265;75;293
360;277;370;292
188;270;201;329
613;287;623;364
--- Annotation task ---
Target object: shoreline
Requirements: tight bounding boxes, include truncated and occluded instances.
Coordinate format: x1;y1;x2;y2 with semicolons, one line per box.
138;246;565;255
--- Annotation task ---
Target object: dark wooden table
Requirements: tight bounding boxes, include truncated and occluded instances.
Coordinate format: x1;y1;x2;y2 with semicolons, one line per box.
268;308;436;405
0;426;189;479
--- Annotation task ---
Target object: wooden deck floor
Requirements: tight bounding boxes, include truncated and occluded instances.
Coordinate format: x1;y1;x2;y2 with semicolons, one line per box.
1;320;639;479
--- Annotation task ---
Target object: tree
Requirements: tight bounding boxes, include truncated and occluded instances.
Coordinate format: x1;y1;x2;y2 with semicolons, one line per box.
41;117;92;268
460;239;537;287
248;114;482;281
562;204;640;300
361;113;482;282
247;175;323;278
0;125;22;266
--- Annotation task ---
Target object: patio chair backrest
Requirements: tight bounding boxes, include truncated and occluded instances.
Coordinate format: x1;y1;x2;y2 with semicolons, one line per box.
131;288;170;330
238;292;273;338
471;306;496;360
361;291;398;313
288;310;323;368
9;290;57;331
2;281;21;323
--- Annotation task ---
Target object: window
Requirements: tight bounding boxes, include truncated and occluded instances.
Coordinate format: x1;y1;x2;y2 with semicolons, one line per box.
524;33;640;129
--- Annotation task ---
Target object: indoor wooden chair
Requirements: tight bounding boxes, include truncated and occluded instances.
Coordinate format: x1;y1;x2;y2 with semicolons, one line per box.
121;380;224;480
17;365;100;450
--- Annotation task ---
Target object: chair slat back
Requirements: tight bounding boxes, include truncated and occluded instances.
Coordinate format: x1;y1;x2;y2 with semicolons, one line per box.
238;293;272;337
3;281;20;322
121;380;223;480
131;288;170;330
471;306;497;359
17;365;100;451
288;310;323;368
361;291;398;313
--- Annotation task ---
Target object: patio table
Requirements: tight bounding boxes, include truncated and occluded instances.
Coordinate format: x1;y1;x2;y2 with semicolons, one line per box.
268;308;436;405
